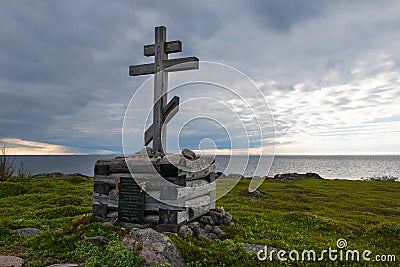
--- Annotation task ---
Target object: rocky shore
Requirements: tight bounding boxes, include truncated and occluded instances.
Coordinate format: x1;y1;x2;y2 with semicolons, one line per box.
31;171;324;181
216;172;323;180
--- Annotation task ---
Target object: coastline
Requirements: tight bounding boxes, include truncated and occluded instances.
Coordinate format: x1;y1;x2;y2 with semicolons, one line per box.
7;154;400;180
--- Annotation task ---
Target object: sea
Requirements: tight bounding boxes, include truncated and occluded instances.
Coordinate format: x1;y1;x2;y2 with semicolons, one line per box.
8;155;400;180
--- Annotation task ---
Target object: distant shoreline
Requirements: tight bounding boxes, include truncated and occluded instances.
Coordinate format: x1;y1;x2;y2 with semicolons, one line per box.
6;154;400;180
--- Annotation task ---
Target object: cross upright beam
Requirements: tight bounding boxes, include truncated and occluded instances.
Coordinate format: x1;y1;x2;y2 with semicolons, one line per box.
129;26;199;154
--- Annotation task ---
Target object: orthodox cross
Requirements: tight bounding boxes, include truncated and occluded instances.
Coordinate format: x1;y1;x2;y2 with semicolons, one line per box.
129;26;199;154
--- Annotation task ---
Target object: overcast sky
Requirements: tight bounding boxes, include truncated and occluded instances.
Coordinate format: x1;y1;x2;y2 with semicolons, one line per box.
0;0;399;155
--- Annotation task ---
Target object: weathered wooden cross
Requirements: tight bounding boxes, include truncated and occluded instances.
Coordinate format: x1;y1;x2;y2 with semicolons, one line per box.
129;26;199;154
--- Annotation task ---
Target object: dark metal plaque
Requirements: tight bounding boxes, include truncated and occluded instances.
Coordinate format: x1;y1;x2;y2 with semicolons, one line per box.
118;177;144;223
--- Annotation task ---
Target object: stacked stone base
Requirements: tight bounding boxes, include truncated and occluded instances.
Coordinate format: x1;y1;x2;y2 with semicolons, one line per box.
93;153;216;232
178;207;234;240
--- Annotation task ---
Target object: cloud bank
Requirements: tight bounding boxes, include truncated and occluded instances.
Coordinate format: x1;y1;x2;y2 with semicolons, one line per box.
0;0;399;154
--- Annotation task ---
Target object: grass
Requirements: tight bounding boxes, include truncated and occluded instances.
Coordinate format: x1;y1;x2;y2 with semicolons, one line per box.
0;176;399;266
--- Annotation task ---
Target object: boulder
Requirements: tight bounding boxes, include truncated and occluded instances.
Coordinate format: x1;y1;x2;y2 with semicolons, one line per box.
0;256;24;267
181;148;196;160
199;215;217;226
209;210;223;220
123;228;185;267
92;203;108;219
221;217;233;226
16;227;40;238
187;222;202;237
204;224;213;234
81;235;109;247
204;232;217;240
212;226;225;236
178;225;193;238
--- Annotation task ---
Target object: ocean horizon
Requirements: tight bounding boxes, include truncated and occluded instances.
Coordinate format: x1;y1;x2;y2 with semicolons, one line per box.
6;154;400;180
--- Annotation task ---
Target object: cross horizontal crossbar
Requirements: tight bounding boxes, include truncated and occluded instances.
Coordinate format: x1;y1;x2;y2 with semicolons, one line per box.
129;57;199;76
144;40;182;56
164;57;199;72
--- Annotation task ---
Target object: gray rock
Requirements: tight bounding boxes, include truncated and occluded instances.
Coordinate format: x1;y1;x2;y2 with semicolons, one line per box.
225;212;233;221
123;228;186;267
170;154;215;173
188;222;202;237
194;228;204;237
273;172;322;180
178;225;193;238
0;256;24;267
82;235;109;247
212;226;225;236
199;215;217;226
209;210;223;219
181;148;196;160
92;203;108;218
204;224;213;234
16;227;40;238
221;217;233;226
187;221;200;229
204;233;217;240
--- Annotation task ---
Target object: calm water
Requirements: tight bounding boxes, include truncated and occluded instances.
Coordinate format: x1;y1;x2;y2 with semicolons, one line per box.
8;155;400;180
216;155;400;180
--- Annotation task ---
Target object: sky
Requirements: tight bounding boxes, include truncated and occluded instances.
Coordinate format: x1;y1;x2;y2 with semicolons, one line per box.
0;0;399;155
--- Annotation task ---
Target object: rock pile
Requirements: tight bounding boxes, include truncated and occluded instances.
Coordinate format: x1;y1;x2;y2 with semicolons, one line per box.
273;172;322;180
93;149;216;228
31;172;90;178
177;207;234;240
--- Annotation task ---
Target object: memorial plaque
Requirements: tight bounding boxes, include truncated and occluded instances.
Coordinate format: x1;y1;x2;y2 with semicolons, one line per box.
118;177;144;223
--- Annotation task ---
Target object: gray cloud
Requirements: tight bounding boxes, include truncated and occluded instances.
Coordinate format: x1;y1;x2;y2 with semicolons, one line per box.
250;0;332;32
0;0;399;154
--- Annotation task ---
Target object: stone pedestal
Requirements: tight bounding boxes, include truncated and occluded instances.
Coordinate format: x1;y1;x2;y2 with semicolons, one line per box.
92;154;216;231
